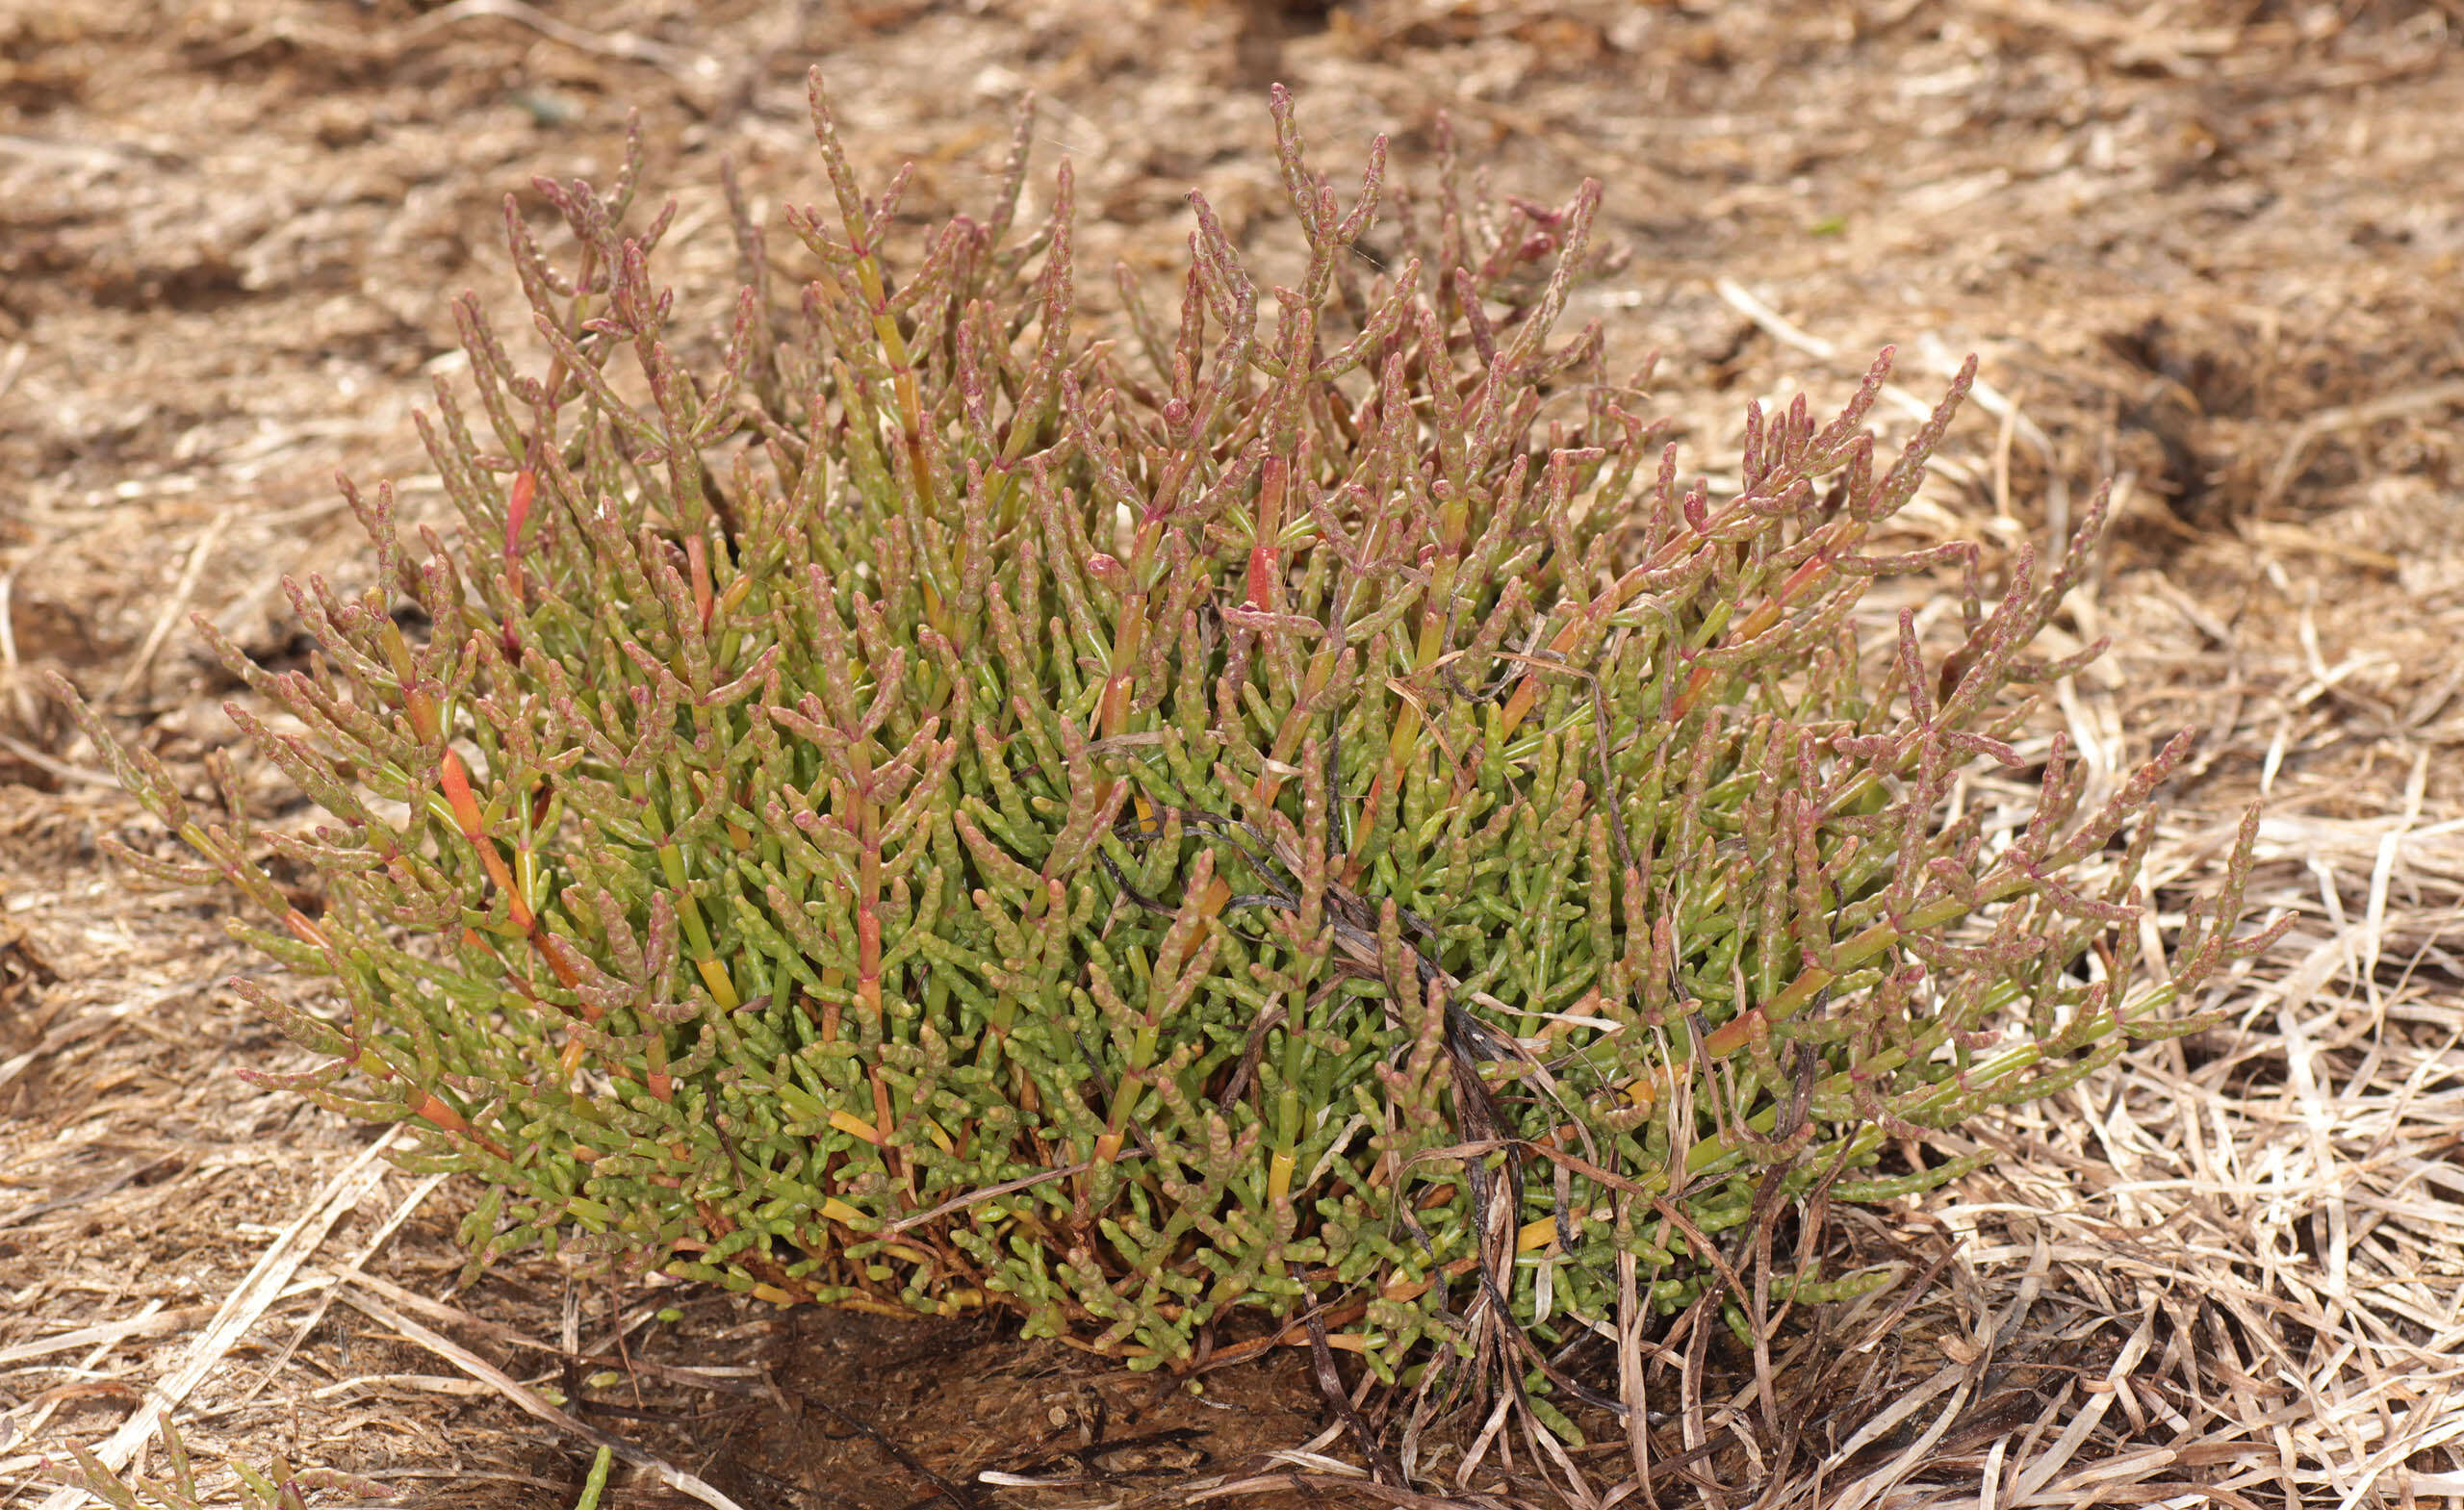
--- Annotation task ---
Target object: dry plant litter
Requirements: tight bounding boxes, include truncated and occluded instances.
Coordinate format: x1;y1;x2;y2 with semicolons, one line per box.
2;3;2461;1507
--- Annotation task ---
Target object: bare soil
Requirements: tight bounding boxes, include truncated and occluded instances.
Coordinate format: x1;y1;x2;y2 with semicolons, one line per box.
5;2;2461;1507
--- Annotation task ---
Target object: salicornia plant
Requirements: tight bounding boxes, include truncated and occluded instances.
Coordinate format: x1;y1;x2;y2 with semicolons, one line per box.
61;76;2278;1383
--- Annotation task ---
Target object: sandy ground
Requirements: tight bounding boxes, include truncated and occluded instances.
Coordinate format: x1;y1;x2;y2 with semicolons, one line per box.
4;1;2462;1506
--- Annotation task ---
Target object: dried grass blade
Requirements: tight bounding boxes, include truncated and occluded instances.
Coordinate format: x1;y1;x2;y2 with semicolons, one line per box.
331;1288;751;1510
31;1132;402;1510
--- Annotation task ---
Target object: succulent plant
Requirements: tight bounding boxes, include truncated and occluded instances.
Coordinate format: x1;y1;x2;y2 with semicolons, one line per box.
62;75;2278;1384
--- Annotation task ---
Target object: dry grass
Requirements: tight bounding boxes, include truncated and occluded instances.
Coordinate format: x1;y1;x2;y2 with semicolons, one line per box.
5;0;2463;1505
